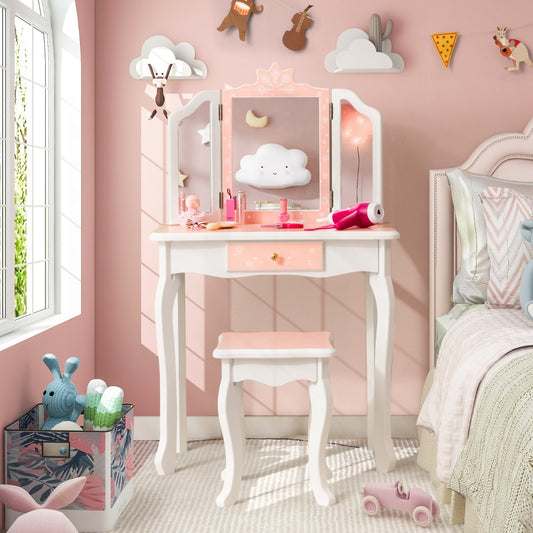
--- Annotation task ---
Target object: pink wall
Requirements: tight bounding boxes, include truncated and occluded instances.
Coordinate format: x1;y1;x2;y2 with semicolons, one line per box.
0;0;95;527
95;1;533;417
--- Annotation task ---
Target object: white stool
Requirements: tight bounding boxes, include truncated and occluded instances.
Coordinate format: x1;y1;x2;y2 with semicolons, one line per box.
213;331;336;507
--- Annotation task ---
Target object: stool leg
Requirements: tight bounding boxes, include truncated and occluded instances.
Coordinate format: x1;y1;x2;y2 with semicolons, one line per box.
216;362;244;507
220;381;245;482
307;409;332;480
308;360;336;506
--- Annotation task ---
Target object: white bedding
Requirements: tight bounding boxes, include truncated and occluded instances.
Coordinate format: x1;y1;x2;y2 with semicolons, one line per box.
417;306;533;483
434;303;480;357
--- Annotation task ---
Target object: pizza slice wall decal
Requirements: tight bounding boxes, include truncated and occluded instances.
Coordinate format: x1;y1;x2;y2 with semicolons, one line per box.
431;32;458;68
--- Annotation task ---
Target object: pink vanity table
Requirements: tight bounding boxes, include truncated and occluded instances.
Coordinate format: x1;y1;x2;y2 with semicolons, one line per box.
150;63;399;477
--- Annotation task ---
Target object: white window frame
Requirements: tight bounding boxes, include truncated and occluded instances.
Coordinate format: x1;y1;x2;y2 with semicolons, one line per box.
0;0;81;348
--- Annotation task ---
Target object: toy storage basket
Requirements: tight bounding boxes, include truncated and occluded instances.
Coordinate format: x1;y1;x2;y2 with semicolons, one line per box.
4;403;134;532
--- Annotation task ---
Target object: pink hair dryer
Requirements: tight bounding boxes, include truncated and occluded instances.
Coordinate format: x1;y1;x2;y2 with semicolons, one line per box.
308;202;384;231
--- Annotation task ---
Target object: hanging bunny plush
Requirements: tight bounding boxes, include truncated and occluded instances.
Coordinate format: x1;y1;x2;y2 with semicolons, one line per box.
41;354;87;430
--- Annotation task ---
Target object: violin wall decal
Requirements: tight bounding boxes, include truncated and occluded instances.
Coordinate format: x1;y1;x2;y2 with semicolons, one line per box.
282;4;313;51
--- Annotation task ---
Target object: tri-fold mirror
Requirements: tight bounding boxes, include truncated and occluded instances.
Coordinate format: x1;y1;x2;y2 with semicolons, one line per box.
167;63;383;226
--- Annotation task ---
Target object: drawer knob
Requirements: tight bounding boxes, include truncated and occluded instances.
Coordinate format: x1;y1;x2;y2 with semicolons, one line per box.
271;252;279;262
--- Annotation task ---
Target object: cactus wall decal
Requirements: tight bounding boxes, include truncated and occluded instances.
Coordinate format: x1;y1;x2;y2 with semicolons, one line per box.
324;13;404;73
368;14;393;53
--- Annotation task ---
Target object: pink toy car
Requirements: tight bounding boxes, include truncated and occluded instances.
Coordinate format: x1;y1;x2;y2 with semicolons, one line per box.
362;481;440;527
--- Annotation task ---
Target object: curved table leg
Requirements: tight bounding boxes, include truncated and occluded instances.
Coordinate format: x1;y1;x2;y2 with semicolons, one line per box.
308;360;336;506
368;241;396;473
366;275;376;451
154;243;186;475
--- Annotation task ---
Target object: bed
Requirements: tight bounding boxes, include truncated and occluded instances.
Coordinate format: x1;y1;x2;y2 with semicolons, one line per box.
417;118;533;532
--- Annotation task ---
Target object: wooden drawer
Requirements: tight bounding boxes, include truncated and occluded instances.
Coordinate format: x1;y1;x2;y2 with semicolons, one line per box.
227;242;324;272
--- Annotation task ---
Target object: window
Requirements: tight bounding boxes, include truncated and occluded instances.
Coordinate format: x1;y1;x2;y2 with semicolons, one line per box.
0;0;81;343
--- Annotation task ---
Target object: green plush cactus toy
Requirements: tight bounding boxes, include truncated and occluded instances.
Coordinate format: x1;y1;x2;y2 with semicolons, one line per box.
93;386;124;430
84;380;124;431
368;13;393;52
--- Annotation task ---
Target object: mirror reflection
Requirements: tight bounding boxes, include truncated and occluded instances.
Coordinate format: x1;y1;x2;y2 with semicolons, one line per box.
340;102;373;208
231;96;320;211
177;100;213;217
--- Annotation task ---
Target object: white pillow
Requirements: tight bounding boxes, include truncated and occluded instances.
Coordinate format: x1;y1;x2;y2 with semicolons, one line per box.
446;168;533;303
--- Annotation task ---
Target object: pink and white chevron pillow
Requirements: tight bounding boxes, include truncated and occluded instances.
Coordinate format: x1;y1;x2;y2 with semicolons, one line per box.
480;187;533;308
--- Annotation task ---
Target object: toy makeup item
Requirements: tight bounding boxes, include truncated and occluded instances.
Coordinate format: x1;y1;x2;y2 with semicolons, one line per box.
225;188;236;221
335;201;383;229
206;221;237;231
317;202;384;226
236;190;246;224
260;222;304;229
178;191;187;215
307;201;384;231
278;197;290;223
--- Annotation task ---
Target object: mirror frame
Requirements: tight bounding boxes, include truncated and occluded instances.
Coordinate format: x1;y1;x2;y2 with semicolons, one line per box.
167;90;222;224
330;89;383;211
166;64;383;227
222;62;331;225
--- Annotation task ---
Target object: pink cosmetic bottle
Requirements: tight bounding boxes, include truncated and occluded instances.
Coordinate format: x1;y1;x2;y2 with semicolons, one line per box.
279;198;290;223
225;189;236;222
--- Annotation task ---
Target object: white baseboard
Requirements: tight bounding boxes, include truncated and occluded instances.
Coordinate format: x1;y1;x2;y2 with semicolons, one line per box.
134;415;418;441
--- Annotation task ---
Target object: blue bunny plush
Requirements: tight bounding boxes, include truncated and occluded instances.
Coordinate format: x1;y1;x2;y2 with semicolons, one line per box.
519;220;533;320
41;353;87;430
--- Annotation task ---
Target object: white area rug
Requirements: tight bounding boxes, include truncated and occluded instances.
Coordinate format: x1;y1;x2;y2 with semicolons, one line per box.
110;439;463;533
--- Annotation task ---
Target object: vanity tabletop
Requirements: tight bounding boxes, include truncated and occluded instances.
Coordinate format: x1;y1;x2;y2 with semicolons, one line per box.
150;223;400;242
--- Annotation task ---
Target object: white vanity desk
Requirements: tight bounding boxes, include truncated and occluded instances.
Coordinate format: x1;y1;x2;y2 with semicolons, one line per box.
151;63;399;477
150;222;399;475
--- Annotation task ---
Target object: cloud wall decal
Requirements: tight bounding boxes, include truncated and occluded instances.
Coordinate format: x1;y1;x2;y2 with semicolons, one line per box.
235;144;311;189
129;35;207;80
325;28;404;73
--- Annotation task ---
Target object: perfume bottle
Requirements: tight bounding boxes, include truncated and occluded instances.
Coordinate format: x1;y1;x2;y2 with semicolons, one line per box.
278;198;289;223
236;190;246;224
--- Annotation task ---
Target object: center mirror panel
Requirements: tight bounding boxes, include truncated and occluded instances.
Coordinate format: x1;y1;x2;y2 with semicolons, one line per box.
231;97;320;212
222;63;331;225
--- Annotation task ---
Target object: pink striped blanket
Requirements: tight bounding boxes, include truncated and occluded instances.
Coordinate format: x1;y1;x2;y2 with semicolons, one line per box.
417;306;533;482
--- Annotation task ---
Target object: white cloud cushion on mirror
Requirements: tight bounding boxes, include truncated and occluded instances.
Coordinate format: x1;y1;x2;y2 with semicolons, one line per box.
236;143;311;188
446;168;533;304
480;186;533;308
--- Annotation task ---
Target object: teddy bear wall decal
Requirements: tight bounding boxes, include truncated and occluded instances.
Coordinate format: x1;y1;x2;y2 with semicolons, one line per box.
217;0;264;42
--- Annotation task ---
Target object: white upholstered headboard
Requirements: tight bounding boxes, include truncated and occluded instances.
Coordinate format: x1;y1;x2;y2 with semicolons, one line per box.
429;118;533;367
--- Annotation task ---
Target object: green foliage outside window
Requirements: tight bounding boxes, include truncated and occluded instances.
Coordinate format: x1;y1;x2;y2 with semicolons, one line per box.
14;31;27;317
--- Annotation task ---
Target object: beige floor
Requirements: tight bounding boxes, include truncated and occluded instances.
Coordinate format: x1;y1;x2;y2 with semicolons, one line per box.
107;439;463;533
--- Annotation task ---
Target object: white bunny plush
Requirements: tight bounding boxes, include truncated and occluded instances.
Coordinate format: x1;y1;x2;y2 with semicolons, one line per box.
0;477;86;532
41;354;87;430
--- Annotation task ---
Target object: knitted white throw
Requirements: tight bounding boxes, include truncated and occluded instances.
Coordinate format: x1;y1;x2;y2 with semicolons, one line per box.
449;352;533;533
